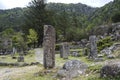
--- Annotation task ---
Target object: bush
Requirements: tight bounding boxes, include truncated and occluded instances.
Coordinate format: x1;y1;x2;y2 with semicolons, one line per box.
97;36;113;52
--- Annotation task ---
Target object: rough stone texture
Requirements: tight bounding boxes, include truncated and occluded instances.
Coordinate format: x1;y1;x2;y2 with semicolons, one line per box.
81;39;88;47
69;41;83;49
83;48;90;56
43;25;55;69
0;62;39;67
17;56;24;62
83;42;90;56
57;60;88;80
89;35;98;59
60;42;70;59
100;43;120;56
107;54;115;59
71;51;80;57
100;62;120;77
94;58;104;62
100;48;112;55
94;22;120;41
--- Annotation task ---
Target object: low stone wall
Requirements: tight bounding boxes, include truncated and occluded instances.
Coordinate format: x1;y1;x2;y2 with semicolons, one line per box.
0;62;39;67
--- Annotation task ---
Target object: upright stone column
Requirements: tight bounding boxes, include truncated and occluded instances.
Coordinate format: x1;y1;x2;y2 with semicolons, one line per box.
89;35;98;59
17;50;24;62
43;25;55;69
60;42;70;59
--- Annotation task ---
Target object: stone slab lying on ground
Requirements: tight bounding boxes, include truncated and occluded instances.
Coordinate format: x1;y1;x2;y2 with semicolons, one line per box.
57;60;88;80
100;61;120;77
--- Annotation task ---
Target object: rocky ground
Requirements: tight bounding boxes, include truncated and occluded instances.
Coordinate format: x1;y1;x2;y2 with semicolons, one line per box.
34;48;43;64
0;48;43;80
0;48;120;80
0;65;41;80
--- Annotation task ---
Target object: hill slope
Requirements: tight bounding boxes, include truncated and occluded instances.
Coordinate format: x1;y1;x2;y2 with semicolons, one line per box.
0;3;96;32
88;0;120;27
0;8;25;31
0;0;119;34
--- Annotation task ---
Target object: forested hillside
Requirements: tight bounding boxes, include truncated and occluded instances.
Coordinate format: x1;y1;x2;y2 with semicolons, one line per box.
46;3;97;16
0;8;26;32
88;0;120;28
0;3;96;32
0;0;120;42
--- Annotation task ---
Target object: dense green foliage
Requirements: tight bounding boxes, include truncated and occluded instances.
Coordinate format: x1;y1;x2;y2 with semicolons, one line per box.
97;36;113;52
112;11;120;23
0;8;25;32
88;0;120;27
0;28;27;51
0;0;120;44
27;29;38;48
23;0;54;46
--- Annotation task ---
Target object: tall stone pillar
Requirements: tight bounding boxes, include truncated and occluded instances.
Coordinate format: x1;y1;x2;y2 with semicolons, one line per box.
60;42;70;59
89;35;98;59
43;25;55;69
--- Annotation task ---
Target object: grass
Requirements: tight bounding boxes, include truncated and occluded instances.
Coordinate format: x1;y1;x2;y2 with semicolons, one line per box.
4;65;58;80
0;55;16;63
0;50;36;63
1;47;120;80
55;54;93;67
70;48;83;52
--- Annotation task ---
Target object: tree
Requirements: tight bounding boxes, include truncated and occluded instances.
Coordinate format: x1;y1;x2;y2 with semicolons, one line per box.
23;0;53;47
27;29;38;48
1;28;15;38
0;28;15;51
0;28;27;54
12;32;27;52
53;9;71;42
112;12;120;23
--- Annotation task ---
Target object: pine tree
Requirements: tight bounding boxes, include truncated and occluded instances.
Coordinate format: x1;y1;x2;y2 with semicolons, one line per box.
24;0;52;47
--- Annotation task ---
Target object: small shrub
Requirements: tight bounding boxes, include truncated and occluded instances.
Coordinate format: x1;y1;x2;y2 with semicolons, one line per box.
97;36;113;52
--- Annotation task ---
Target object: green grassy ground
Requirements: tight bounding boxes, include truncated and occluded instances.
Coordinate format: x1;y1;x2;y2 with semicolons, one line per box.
0;48;120;80
0;50;36;63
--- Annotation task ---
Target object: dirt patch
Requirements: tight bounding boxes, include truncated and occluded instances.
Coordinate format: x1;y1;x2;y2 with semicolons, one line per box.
0;65;42;80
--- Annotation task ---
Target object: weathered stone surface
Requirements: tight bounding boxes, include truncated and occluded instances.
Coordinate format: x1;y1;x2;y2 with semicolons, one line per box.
60;42;70;59
83;48;90;56
57;60;88;79
107;54;115;59
100;62;120;77
89;35;98;59
100;43;120;56
100;48;112;55
81;39;88;47
0;62;39;67
43;25;55;69
93;22;120;41
71;51;80;57
17;56;24;62
94;58;104;62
